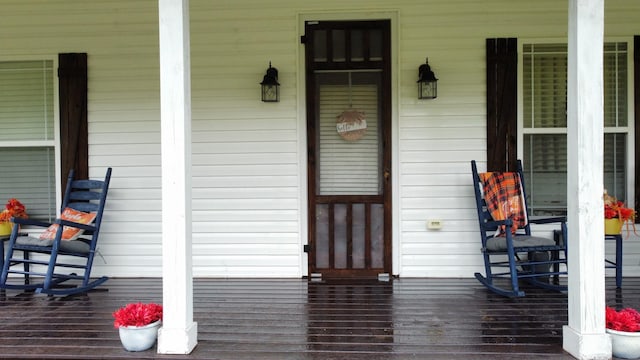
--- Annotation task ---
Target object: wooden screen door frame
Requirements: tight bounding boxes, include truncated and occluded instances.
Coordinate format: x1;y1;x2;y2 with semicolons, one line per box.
304;19;392;279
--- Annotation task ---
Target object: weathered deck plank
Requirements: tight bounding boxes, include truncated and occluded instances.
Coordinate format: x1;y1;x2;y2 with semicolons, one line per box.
0;277;635;359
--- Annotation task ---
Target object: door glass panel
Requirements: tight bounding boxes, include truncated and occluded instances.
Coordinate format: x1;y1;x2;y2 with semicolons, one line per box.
332;30;346;62
333;204;347;269
369;30;383;61
316;71;381;195
350;30;364;62
371;204;384;268
313;30;327;62
352;204;365;269
315;204;329;268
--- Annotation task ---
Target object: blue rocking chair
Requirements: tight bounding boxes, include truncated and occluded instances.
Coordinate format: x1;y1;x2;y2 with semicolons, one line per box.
471;160;567;297
0;168;112;296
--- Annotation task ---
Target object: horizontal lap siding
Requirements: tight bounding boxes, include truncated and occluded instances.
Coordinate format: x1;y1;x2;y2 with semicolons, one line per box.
189;4;301;277
399;3;490;277
2;0;640;278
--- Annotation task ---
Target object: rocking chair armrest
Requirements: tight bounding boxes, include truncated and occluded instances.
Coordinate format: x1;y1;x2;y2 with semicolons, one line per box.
529;216;567;225
483;219;513;229
58;219;96;232
481;219;513;233
11;217;53;228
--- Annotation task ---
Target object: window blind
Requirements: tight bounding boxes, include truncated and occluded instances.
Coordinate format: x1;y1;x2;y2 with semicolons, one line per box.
522;43;628;215
317;72;381;195
0;60;56;221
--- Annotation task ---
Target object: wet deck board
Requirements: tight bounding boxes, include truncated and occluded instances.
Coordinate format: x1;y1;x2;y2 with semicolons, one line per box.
0;277;635;359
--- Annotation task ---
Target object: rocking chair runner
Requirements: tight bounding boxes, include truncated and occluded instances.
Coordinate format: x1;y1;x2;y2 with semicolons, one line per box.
0;168;112;296
471;160;567;297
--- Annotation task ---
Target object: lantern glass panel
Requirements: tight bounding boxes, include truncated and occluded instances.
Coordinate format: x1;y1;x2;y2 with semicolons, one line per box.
419;81;437;99
262;84;279;102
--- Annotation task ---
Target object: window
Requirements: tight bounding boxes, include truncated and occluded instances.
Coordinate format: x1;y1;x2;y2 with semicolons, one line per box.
0;59;58;221
520;42;631;216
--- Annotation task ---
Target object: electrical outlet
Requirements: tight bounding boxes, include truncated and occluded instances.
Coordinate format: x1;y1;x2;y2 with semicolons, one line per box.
427;219;443;230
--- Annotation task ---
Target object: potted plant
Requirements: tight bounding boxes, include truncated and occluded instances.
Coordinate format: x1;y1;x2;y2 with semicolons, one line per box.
113;302;163;352
606;306;640;359
603;190;636;236
0;198;28;236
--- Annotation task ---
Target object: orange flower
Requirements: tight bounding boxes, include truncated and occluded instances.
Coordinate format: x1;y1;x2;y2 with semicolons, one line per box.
0;198;28;222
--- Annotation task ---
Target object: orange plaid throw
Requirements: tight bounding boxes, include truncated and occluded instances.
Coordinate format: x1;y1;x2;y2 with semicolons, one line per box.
479;172;528;236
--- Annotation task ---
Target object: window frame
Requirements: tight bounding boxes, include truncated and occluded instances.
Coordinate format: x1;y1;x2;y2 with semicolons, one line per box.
516;37;636;213
0;55;62;220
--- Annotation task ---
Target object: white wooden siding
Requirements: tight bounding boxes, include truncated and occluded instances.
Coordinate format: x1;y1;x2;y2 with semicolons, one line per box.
2;0;640;278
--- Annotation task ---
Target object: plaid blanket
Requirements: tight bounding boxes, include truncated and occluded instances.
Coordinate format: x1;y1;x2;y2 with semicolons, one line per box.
479;172;528;236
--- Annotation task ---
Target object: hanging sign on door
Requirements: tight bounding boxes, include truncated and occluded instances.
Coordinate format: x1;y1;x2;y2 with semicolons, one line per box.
336;109;367;141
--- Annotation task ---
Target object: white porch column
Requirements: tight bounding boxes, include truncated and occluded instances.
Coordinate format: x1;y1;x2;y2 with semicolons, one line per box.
157;0;197;354
562;0;611;359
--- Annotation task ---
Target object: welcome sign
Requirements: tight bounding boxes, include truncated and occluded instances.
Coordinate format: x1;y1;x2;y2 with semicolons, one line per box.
336;109;367;141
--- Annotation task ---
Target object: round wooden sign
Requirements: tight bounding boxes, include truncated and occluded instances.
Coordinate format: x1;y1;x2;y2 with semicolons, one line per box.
336;109;367;141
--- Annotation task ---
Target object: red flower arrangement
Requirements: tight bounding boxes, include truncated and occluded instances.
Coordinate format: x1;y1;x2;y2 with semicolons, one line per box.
604;190;635;222
604;190;636;236
0;198;28;222
113;302;163;328
606;306;640;332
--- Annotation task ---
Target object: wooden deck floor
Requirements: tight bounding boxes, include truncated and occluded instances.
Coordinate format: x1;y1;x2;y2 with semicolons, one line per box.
0;277;635;359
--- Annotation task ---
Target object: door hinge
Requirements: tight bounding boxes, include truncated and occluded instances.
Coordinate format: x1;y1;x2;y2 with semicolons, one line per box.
303;244;310;253
300;35;307;44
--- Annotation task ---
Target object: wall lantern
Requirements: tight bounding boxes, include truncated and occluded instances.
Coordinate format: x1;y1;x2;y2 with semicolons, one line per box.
260;62;280;102
417;58;438;99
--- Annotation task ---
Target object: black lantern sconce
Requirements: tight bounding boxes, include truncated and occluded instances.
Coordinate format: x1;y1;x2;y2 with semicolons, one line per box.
260;62;280;102
417;58;438;99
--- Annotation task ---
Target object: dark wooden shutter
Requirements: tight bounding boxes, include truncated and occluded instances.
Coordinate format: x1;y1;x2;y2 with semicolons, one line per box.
58;53;89;192
486;38;517;172
634;36;640;217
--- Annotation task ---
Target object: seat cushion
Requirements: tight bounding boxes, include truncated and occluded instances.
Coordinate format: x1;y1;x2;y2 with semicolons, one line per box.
486;235;556;252
16;236;90;253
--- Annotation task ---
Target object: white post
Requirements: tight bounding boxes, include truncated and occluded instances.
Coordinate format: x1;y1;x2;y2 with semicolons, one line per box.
562;0;611;359
157;0;197;354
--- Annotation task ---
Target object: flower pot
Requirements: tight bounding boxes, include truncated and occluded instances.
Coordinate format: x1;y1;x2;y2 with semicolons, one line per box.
118;320;161;352
0;222;12;237
605;218;623;235
607;328;640;359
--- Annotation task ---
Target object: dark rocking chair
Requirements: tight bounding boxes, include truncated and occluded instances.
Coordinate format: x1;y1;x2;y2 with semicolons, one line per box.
471;160;567;297
0;168;112;296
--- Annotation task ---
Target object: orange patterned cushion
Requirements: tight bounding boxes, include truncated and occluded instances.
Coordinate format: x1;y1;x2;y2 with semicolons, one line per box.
39;207;96;241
